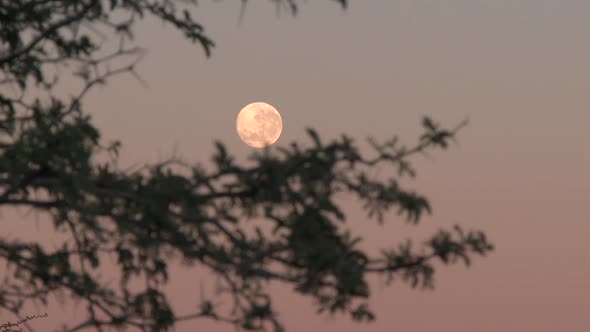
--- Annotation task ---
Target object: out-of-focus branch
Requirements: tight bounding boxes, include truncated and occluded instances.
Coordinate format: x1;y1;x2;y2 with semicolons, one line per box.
0;1;98;66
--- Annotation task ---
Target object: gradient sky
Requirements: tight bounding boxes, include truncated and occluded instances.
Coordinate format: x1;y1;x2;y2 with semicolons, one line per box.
5;1;590;331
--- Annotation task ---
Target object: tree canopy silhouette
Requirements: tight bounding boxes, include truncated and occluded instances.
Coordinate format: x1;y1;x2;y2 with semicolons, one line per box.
0;1;493;331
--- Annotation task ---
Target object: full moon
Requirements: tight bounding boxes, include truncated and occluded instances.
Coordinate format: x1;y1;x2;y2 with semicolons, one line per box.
236;102;282;148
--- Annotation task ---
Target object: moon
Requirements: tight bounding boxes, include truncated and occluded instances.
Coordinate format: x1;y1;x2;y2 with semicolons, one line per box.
236;102;282;148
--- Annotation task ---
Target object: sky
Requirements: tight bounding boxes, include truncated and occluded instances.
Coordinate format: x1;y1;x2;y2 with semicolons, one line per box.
4;0;590;331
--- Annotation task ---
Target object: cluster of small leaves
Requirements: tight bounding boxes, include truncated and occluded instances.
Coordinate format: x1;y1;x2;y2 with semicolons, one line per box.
0;0;217;122
1;1;492;332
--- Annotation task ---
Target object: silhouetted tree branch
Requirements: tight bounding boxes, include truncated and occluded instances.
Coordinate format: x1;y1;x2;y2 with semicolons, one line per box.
0;1;492;331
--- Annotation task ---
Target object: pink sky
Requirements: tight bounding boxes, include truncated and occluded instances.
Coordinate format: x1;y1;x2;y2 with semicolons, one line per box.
3;1;589;331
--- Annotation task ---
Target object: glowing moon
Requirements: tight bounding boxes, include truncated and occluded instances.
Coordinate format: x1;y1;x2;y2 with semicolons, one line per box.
236;102;282;148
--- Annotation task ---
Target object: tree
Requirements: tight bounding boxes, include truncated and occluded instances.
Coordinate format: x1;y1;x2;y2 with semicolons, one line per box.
0;1;493;331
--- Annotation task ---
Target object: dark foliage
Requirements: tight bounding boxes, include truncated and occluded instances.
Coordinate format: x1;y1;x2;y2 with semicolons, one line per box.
0;1;492;331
